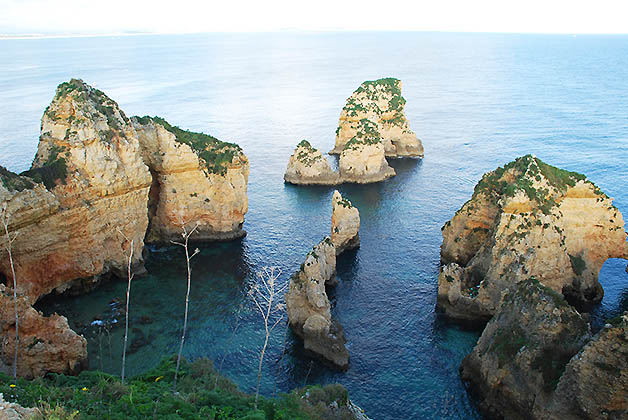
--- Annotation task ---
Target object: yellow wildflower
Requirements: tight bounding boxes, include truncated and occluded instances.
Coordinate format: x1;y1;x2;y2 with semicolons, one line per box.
81;387;88;391
9;384;16;388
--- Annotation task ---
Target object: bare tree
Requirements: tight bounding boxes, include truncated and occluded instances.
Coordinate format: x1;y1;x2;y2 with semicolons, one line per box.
248;266;287;410
116;228;134;384
1;203;18;380
171;222;200;392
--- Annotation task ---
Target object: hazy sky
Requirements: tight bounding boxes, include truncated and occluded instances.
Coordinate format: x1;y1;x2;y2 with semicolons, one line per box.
1;0;627;34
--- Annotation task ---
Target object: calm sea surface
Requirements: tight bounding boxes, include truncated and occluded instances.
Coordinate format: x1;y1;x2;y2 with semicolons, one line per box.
1;32;627;419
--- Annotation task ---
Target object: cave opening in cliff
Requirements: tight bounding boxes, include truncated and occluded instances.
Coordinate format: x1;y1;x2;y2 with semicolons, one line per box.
145;168;161;240
589;258;628;332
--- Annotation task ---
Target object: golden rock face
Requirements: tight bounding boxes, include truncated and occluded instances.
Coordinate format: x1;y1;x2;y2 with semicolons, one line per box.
0;79;250;377
133;117;249;243
331;78;424;158
437;155;628;322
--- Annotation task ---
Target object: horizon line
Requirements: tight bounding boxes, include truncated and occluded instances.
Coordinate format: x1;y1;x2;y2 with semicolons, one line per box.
2;29;628;40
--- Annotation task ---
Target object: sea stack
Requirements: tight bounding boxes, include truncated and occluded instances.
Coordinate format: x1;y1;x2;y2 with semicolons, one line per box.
284;140;340;185
0;79;151;302
285;238;349;369
331;190;360;254
459;278;591;419
0;78;250;378
337;119;396;183
437;155;628;323
132;116;249;242
331;78;424;158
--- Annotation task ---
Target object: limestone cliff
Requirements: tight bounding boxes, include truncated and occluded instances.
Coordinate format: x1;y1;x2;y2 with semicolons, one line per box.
0;79;151;302
331;191;360;254
338;119;395;184
331;78;423;158
0;285;87;379
460;278;591;420
547;312;628;419
438;155;628;323
284;140;340;185
132;116;249;242
285;238;349;369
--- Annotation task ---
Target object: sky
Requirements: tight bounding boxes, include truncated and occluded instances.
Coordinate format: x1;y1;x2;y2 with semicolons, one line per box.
0;0;627;35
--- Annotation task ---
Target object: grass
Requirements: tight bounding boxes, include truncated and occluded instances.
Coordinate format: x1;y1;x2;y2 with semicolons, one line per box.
568;254;587;276
471;155;590;215
21;144;68;190
0;357;359;420
1;166;35;192
341;78;407;126
343;119;381;150
295;140;322;166
136;116;242;176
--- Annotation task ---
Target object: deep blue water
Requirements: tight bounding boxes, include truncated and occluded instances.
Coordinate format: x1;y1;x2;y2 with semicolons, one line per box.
1;32;628;420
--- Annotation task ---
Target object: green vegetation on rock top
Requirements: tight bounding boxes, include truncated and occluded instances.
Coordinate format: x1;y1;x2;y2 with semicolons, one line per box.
343;119;381;150
341;78;407;126
21;144;68;191
472;155;589;214
138;116;243;176
0;166;35;192
0;357;358;420
46;79;129;143
295;140;322;166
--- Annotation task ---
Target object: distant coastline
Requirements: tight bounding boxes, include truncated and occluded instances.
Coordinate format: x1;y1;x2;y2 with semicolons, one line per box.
0;32;154;40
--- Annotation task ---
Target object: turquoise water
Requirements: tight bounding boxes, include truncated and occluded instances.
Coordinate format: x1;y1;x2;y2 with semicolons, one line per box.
1;32;628;419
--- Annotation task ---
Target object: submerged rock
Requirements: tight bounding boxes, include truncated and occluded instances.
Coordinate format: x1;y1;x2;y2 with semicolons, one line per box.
285;238;349;369
132;116;249;242
0;79;151;302
0;284;87;379
331;190;360;254
460;278;591;420
438;155;628;323
331;78;423;158
284;140;340;185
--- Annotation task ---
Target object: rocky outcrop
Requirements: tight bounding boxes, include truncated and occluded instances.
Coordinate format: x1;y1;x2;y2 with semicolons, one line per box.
547;312;628;419
285;238;349;369
0;79;151;302
0;79;251;378
438;155;628;323
0;285;87;379
331;78;423;158
331;191;360;254
284;140;340;185
460;278;591;420
337;119;396;183
0;394;39;420
284;127;394;185
132;116;249;242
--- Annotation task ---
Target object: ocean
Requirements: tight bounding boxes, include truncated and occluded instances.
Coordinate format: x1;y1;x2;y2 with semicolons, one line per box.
1;32;627;419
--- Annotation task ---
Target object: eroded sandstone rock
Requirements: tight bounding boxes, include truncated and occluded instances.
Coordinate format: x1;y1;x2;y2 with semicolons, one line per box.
0;285;87;379
331;78;423;158
132;116;249;242
331;191;360;254
0;393;39;420
0;79;151;302
284;140;340;185
438;155;628;323
285;238;349;369
460;278;591;420
338;119;395;184
547;312;628;420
